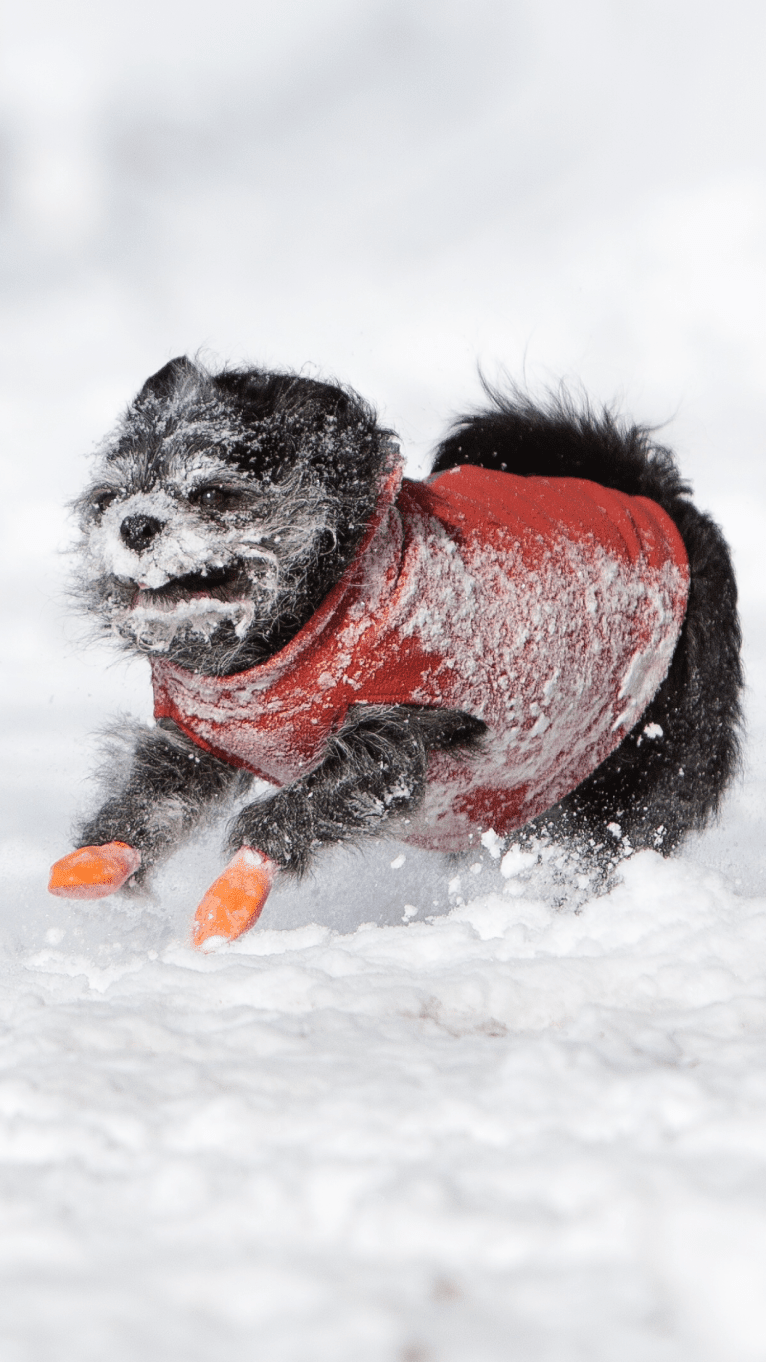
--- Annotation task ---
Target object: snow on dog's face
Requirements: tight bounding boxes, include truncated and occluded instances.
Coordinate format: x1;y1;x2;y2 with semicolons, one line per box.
76;358;395;675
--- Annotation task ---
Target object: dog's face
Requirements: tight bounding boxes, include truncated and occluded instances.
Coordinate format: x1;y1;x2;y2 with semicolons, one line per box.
76;358;394;674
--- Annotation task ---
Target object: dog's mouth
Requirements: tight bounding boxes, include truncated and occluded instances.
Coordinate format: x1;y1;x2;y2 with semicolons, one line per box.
131;562;251;610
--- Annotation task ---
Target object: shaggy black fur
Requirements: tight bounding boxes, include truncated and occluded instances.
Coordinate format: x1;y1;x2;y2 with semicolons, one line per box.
73;361;741;891
80;707;486;885
227;707;487;875
78;719;246;871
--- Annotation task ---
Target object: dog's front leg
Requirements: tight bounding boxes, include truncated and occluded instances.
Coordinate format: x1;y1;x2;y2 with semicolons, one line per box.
49;719;243;900
191;706;486;947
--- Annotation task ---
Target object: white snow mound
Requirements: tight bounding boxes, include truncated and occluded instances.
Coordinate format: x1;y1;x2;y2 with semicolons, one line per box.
1;850;765;1361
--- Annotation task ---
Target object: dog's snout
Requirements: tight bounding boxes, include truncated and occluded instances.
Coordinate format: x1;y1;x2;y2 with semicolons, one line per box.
120;514;165;552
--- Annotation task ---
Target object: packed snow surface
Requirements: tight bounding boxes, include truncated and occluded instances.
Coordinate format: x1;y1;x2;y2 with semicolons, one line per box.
1;845;765;1362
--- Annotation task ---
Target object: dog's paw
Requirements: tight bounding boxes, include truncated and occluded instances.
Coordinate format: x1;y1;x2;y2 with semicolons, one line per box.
48;843;142;899
193;848;276;949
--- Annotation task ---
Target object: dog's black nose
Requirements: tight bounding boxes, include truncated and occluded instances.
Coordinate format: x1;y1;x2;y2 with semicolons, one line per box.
120;514;165;552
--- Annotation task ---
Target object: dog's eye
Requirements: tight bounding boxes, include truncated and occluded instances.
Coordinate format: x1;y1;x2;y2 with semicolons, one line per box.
90;489;118;516
192;484;230;511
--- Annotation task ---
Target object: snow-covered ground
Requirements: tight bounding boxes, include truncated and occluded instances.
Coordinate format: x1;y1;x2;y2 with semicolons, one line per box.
1;2;766;1358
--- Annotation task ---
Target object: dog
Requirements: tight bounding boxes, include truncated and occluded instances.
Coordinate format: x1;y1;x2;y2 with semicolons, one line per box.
49;357;742;945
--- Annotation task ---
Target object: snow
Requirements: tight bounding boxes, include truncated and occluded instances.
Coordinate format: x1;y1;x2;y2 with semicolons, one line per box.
4;851;766;1361
2;1;766;1358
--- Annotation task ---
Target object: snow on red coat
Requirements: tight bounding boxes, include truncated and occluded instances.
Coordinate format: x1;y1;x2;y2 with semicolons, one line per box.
151;459;690;852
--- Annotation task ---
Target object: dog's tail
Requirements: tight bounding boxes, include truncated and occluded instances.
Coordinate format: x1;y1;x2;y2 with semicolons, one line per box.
431;387;743;851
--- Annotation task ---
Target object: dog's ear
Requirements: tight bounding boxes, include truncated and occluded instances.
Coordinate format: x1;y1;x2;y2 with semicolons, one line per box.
136;356;200;404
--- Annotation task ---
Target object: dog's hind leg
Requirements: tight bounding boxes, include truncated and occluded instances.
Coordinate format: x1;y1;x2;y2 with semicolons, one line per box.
432;390;743;853
543;496;742;854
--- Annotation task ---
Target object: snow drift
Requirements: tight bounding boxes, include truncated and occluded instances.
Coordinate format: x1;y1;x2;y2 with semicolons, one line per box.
0;842;764;1362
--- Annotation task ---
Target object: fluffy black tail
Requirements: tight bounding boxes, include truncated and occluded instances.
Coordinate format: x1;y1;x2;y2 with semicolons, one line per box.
431;388;742;853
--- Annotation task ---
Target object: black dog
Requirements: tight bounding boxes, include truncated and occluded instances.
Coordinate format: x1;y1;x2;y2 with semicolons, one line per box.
49;357;741;940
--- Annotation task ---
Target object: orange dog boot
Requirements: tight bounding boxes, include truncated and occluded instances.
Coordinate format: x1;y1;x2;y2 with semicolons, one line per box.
48;842;142;900
193;848;276;949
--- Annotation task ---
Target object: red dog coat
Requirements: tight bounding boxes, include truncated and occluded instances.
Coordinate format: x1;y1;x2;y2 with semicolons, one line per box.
151;460;689;851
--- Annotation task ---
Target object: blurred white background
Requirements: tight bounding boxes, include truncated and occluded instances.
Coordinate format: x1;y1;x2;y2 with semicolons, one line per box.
2;0;764;892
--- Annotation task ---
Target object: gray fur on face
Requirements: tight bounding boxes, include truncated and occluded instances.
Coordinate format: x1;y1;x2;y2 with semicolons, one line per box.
74;359;395;674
